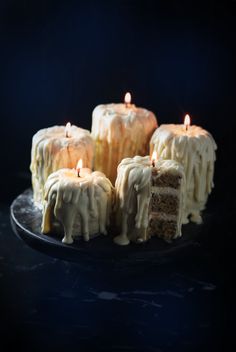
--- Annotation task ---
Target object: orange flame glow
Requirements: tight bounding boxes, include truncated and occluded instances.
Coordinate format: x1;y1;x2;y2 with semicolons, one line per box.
124;92;131;105
65;122;71;137
151;151;158;167
184;114;191;131
76;159;83;171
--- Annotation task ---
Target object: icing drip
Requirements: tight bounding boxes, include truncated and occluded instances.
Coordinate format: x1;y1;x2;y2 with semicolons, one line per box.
30;125;94;205
154;159;185;175
114;156;185;245
41;168;114;244
91;104;157;184
114;156;152;245
150;124;217;223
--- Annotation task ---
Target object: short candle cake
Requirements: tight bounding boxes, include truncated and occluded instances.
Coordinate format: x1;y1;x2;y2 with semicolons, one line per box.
41;165;114;244
149;158;185;241
114;155;185;245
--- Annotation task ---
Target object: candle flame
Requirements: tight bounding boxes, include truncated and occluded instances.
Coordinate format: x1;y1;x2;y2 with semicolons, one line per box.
65;122;71;137
184;114;191;131
124;92;131;105
151;151;158;166
76;159;83;171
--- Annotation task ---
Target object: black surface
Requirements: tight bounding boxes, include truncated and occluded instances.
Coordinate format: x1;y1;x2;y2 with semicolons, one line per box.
11;188;204;263
1;180;234;352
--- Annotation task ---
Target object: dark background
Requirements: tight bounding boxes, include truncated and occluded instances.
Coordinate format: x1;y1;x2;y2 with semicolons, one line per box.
0;0;235;200
0;1;236;351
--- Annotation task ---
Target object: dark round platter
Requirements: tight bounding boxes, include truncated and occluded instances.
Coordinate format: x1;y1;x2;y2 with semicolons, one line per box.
10;189;208;264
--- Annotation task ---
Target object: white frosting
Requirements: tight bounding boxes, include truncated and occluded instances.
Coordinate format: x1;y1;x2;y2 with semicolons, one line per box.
30;125;94;205
114;156;152;245
113;156;184;245
41;168;114;244
154;159;185;175
150;124;217;223
151;186;180;197
91;104;157;184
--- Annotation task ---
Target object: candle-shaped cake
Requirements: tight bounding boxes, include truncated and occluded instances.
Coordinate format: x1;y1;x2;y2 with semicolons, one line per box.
41;162;114;244
150;116;217;224
91;93;158;184
30;124;94;205
114;155;185;245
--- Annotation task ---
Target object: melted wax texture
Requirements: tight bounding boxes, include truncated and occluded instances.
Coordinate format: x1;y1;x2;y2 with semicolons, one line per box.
114;156;185;245
92;104;157;184
30;125;94;205
150;124;217;224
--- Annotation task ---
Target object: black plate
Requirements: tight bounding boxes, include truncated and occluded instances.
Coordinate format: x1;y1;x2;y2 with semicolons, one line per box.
10;188;207;264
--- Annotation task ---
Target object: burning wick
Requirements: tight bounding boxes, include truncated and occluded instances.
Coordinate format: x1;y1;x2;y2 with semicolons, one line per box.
124;92;131;108
65;122;71;138
184;114;191;131
76;159;83;177
151;151;157;167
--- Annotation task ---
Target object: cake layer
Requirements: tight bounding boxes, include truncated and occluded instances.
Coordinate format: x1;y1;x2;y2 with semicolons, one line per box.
150;124;217;223
151;186;180;197
149;212;178;222
152;173;182;189
150;192;180;215
148;217;178;240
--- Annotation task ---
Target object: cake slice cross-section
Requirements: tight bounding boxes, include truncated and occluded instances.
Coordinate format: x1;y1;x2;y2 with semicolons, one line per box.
114;156;185;245
149;159;185;241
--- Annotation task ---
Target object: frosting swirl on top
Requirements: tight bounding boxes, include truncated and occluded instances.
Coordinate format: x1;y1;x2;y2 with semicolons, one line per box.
114;156;152;245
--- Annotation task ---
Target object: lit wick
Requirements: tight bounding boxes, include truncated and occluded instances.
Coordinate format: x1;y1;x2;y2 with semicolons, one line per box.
184;114;191;131
124;92;131;108
151;151;157;167
65;122;71;138
76;159;83;177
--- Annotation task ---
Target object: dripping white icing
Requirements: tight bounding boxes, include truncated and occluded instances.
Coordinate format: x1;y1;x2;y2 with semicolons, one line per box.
41;168;114;244
151;186;180;197
91;103;157;184
114;156;152;245
114;156;185;245
150;124;217;224
30;125;94;205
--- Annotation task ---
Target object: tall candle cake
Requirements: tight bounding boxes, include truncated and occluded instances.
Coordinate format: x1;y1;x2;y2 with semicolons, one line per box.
114;156;185;245
91;96;157;184
150;123;217;224
42;168;114;244
30;125;94;205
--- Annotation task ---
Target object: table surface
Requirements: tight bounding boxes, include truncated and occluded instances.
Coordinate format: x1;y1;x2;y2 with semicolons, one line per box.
0;175;234;352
